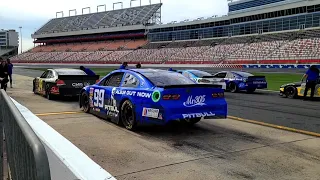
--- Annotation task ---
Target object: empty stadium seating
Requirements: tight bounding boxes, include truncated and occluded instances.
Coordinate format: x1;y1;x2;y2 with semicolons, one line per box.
11;29;320;65
35;4;162;35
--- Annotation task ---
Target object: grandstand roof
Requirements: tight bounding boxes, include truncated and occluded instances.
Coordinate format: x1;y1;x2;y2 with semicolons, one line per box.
34;3;161;36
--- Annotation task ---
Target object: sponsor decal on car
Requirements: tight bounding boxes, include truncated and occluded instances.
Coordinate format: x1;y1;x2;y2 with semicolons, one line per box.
115;89;152;98
104;87;119;117
142;108;159;118
72;83;83;87
252;81;267;84
183;95;206;107
105;105;119;117
182;112;216;119
89;88;94;107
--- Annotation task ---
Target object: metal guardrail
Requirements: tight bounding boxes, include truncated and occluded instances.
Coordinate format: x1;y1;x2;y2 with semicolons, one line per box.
0;90;51;180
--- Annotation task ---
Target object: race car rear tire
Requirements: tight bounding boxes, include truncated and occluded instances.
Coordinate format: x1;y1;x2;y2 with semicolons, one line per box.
32;82;36;94
120;100;137;131
45;84;54;100
80;92;90;113
229;82;238;93
285;86;297;99
183;117;201;125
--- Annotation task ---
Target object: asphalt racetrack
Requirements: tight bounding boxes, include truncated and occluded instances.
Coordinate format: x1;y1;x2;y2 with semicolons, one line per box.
13;65;320;134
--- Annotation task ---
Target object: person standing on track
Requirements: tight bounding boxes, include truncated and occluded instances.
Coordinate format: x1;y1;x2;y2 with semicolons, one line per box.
0;58;9;91
136;63;141;68
119;62;128;69
80;66;96;76
302;65;320;101
7;58;13;88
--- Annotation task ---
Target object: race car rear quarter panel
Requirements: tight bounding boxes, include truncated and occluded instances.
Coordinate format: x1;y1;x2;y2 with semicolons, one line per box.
297;84;320;97
229;72;267;90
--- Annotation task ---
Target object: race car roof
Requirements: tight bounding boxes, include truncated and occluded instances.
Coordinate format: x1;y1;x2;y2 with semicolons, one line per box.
53;68;87;75
129;68;171;74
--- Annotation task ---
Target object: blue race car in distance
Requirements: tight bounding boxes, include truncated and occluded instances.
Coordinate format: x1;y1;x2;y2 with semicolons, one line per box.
176;69;227;90
79;68;227;130
211;71;267;93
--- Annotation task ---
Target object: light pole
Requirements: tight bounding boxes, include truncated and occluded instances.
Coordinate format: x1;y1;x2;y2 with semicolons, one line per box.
19;26;22;54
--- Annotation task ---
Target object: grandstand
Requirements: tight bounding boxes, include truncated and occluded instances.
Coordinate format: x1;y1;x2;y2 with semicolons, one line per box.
10;0;320;65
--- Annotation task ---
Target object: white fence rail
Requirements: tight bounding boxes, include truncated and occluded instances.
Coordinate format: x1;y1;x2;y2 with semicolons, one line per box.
11;98;117;180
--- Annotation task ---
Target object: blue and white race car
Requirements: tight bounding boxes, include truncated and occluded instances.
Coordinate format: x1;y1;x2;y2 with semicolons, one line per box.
211;71;268;93
177;69;227;90
79;68;227;130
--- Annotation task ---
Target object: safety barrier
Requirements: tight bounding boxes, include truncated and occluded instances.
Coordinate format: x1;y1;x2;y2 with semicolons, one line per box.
10;97;117;180
0;90;116;179
0;89;51;180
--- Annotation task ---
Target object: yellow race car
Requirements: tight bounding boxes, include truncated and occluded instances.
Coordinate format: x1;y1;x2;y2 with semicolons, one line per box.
279;77;320;98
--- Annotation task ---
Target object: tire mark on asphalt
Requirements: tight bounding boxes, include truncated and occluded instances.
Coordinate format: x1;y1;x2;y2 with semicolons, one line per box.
114;137;316;178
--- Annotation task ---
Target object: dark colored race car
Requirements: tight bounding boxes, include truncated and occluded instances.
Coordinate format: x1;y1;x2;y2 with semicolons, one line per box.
79;68;227;130
33;68;100;100
211;71;268;93
279;75;320;98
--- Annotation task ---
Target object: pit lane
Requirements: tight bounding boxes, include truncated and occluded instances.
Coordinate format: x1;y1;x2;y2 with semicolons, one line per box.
5;73;320;179
14;67;320;134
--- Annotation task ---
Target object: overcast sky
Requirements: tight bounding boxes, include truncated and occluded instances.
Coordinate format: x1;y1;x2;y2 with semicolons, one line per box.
0;0;229;52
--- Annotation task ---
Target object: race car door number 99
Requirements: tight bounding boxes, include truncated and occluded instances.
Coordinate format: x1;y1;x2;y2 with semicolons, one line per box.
94;89;105;108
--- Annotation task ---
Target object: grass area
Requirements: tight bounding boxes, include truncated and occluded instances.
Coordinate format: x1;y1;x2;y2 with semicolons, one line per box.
27;68;303;91
252;72;302;91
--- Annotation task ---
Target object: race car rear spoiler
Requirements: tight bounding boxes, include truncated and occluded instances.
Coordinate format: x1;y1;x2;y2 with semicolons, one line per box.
159;84;222;89
248;76;266;79
57;75;100;80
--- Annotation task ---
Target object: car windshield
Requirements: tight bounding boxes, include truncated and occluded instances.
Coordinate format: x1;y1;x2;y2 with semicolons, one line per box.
143;71;195;86
56;69;87;75
189;70;212;77
233;71;253;77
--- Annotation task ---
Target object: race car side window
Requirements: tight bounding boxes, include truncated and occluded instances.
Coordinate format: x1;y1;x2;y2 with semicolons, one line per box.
40;71;49;78
214;73;227;78
103;72;124;87
122;73;140;88
182;72;190;78
226;73;235;78
47;71;54;78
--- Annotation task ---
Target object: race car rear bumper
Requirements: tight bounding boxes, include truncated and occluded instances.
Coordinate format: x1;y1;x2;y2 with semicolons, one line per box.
139;106;227;125
59;88;82;97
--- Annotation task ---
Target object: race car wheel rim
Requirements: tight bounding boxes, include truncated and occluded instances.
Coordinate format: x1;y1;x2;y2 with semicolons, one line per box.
81;94;90;112
229;83;237;93
121;101;135;130
286;87;296;98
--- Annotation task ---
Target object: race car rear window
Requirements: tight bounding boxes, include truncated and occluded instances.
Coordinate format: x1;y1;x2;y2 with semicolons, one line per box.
189;70;212;78
233;72;253;77
56;70;87;75
143;72;195;86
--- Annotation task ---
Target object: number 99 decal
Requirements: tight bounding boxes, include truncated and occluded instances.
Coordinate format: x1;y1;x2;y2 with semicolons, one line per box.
94;89;105;108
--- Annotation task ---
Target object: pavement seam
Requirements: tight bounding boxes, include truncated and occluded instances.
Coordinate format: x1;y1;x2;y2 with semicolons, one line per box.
35;111;84;116
228;115;320;138
114;137;315;178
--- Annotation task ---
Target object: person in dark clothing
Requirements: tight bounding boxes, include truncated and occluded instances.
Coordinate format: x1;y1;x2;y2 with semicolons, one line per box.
7;59;13;88
80;66;96;76
119;62;128;69
136;63;141;68
302;65;320;100
0;58;9;91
